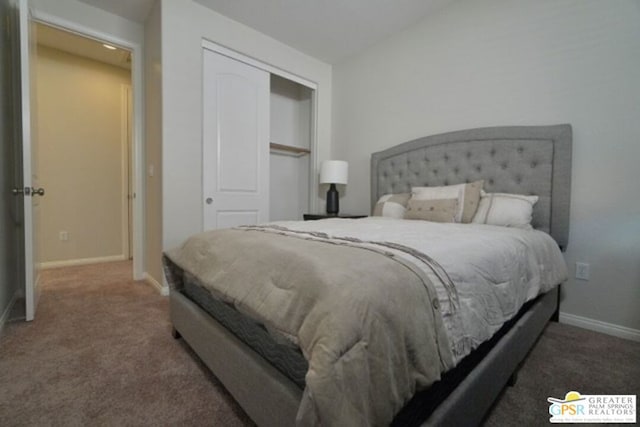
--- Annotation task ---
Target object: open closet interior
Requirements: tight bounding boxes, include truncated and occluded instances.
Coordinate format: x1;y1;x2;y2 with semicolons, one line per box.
269;75;313;221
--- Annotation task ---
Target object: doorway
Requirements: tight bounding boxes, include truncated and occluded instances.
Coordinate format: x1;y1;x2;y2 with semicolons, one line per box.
34;23;135;272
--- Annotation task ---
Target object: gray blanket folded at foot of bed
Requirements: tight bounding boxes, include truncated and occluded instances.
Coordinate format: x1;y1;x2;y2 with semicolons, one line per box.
164;228;453;426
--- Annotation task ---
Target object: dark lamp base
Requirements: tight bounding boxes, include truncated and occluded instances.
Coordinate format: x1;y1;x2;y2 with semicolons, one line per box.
326;183;339;215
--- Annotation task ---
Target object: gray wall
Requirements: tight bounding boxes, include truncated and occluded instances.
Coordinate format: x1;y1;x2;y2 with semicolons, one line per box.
332;0;640;334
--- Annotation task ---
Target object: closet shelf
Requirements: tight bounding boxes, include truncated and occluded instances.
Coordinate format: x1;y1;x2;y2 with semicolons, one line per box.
270;143;311;157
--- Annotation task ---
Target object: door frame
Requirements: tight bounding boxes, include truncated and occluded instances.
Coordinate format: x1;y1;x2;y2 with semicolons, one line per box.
121;84;133;260
30;10;145;280
19;0;38;319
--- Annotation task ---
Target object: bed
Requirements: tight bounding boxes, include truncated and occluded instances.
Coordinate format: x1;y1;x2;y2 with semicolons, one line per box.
165;124;572;426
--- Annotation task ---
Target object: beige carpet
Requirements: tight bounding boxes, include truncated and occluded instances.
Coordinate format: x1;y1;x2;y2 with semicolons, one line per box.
0;261;638;426
485;318;640;426
0;262;253;426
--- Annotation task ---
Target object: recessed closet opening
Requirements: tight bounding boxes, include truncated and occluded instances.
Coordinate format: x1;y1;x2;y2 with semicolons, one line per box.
269;74;313;221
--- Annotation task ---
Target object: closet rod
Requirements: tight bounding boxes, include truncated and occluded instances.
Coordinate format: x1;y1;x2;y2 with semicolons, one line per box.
270;143;311;156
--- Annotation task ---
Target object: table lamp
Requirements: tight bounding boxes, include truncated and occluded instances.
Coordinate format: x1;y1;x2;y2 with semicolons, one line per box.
320;160;348;215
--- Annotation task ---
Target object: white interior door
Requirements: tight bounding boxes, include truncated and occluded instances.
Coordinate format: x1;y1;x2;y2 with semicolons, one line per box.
17;0;41;321
202;49;270;230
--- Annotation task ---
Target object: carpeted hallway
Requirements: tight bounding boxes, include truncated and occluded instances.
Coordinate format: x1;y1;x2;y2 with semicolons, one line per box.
0;262;638;426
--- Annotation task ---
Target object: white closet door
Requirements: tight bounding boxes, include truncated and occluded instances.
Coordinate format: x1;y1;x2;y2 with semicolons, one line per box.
202;50;270;230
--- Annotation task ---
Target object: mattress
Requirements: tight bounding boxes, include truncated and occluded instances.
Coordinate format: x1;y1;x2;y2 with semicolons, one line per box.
251;217;569;364
182;279;308;388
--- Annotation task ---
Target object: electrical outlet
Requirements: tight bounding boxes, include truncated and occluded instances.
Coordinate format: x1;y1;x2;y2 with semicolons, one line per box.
59;231;68;241
575;262;590;281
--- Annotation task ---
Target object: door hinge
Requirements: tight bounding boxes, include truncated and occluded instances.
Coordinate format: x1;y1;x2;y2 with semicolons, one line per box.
12;187;31;196
12;187;45;196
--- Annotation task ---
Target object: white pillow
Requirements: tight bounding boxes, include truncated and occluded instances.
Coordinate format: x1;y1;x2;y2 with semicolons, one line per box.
471;191;539;228
372;193;411;219
411;180;483;223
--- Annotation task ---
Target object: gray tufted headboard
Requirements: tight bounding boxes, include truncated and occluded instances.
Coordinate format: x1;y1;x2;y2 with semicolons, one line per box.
371;124;572;249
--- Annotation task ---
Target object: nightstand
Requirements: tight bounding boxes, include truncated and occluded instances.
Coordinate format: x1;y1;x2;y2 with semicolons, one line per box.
303;213;368;221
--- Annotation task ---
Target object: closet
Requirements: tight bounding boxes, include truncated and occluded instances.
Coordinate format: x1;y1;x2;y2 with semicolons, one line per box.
202;45;315;230
269;75;312;221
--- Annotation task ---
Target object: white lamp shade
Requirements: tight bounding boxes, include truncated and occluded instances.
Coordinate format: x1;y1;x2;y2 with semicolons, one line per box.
320;160;348;185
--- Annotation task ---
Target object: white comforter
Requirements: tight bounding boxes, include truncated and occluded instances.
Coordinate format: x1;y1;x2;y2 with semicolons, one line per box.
271;217;568;363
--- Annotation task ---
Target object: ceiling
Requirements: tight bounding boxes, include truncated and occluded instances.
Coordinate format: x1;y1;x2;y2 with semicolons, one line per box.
77;0;456;63
36;23;131;70
79;0;156;24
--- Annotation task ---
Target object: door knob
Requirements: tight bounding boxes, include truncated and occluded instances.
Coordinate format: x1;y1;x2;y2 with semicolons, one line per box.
31;187;45;196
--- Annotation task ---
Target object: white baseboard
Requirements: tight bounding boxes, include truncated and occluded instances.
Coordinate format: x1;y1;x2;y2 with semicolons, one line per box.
144;272;169;296
559;312;640;343
0;291;19;337
40;255;127;270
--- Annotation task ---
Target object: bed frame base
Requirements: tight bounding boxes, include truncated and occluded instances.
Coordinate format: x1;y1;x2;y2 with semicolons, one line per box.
171;286;558;426
424;287;557;425
171;291;302;427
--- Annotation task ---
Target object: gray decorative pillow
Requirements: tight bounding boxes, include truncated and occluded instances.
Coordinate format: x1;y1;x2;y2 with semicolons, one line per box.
372;193;411;218
405;198;459;223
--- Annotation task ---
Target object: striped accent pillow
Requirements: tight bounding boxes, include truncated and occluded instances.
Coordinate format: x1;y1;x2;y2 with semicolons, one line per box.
471;191;539;228
372;193;411;218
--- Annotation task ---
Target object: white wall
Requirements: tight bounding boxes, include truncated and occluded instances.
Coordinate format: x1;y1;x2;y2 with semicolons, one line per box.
36;46;131;264
160;0;332;253
332;0;640;333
